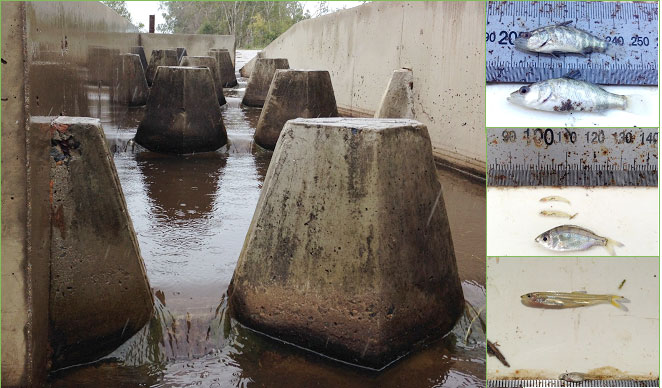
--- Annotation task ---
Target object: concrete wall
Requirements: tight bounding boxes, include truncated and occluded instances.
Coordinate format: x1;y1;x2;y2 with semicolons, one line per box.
255;2;486;174
141;33;236;66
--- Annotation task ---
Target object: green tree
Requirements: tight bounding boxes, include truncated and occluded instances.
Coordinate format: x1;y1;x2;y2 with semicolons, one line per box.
102;1;132;21
158;2;310;48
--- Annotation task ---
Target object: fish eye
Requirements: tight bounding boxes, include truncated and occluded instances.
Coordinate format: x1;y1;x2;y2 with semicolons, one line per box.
519;86;530;94
527;293;532;298
519;32;531;38
542;236;548;241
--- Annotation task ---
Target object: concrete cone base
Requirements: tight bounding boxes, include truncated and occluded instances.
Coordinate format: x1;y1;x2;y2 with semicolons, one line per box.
374;69;415;119
228;118;464;369
130;46;148;72
254;70;338;150
146;49;178;86
33;116;153;369
180;56;227;106
135;66;227;154
241;58;289;107
118;54;149;106
209;49;238;87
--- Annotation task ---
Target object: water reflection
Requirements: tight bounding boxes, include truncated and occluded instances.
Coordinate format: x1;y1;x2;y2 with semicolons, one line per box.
136;152;228;222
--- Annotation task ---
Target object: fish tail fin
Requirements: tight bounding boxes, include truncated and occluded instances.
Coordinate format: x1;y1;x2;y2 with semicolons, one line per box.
624;94;649;116
605;43;625;60
604;238;624;256
570;213;578;220
610;296;629;312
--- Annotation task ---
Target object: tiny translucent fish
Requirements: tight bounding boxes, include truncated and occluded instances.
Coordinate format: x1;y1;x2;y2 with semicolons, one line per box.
535;225;623;255
521;291;629;311
559;372;587;382
514;21;622;59
540;210;577;219
508;71;646;114
539;195;571;205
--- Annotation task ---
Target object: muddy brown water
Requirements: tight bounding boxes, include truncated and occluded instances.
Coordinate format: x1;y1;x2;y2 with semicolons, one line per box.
48;51;486;387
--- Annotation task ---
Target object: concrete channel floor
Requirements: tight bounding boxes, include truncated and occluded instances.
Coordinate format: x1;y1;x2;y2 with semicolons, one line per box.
47;50;486;387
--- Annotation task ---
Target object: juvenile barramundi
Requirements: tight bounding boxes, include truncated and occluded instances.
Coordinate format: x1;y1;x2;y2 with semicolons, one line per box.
521;291;629;311
535;224;623;255
540;210;577;219
514;21;621;58
508;71;644;113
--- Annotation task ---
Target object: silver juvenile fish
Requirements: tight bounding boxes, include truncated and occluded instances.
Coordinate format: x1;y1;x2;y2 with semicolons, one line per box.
559;372;587;382
535;225;623;255
508;71;644;113
521;291;629;311
540;210;577;219
514;21;621;58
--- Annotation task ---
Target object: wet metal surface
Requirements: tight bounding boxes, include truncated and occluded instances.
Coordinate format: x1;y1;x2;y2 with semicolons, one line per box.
47;50;486;387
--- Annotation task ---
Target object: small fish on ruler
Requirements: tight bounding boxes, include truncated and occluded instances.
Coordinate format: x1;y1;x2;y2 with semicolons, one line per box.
535;225;623;255
507;70;646;114
539;195;571;205
540;210;577;219
521;291;629;311
514;21;623;59
559;372;587;382
487;340;510;367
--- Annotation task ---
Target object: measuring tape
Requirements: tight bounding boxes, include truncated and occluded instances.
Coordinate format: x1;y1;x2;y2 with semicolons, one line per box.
487;128;658;186
486;1;658;85
488;380;659;387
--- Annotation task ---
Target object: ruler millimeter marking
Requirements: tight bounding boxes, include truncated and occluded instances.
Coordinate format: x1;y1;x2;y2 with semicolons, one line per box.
487;128;658;187
486;1;658;85
487;380;659;387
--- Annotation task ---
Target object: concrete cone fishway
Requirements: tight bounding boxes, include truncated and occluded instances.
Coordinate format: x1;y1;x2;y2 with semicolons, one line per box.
145;49;178;86
239;50;263;78
374;69;415;119
254;69;338;150
209;49;238;87
241;58;289;107
175;47;187;64
118;54;149;106
180;56;227;106
130;46;148;72
135;66;227;154
228;117;464;369
34;116;153;369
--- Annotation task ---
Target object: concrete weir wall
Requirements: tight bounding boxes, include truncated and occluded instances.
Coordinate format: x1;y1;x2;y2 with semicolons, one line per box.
141;33;236;66
253;1;486;174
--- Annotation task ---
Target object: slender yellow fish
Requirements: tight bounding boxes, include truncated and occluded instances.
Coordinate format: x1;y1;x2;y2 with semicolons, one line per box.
521;291;629;311
539;196;571;205
540;210;577;219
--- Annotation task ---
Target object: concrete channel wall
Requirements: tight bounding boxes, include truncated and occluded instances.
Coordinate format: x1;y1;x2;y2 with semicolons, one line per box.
253;1;486;174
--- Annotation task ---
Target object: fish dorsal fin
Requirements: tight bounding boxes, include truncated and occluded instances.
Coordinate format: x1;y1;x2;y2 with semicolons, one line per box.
562;70;581;80
572;290;587;294
557;20;573;27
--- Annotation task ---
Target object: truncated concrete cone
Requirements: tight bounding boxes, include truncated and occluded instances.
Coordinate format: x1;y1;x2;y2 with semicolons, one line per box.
145;49;178;86
241;58;289;107
180;56;227;106
209;49;238;87
374;69;415;119
130;46;148;72
228;118;464;369
118;54;149;106
135;66;227;154
254;70;338;150
32;116;154;369
239;50;263;78
175;47;187;64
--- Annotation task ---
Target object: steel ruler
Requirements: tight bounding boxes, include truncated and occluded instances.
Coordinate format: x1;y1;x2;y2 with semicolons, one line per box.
488;380;659;387
487;128;658;187
486;1;658;85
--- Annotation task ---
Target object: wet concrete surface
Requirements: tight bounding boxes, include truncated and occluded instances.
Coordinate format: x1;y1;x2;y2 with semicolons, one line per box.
47;51;486;387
